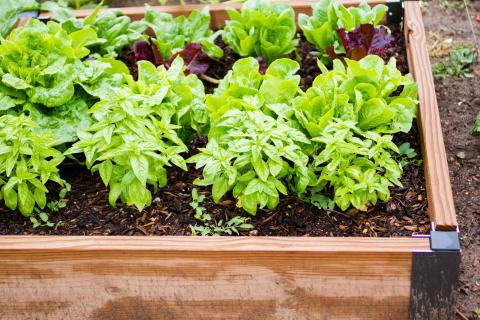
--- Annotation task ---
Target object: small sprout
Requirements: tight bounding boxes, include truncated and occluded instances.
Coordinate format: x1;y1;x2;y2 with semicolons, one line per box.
398;142;417;159
472;112;480;137
189;188;253;236
398;142;422;168
30;212;54;228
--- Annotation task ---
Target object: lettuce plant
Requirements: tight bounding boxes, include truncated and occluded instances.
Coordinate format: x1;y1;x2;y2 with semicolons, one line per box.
335;24;393;60
222;0;298;63
293;55;418;211
0;19;97;108
0;19;125;144
66;58;206;211
206;57;302;121
144;5;222;59
294;55;418;136
43;1;147;58
298;0;389;62
189;58;311;215
0;115;66;217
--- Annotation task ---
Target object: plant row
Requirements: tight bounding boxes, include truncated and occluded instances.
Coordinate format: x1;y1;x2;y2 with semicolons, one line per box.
0;0;418;225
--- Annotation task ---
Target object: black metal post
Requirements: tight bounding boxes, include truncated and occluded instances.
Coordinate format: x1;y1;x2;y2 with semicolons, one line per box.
409;231;461;320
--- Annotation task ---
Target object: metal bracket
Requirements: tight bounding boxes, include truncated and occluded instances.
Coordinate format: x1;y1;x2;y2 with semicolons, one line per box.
409;231;461;319
386;0;404;25
430;230;461;251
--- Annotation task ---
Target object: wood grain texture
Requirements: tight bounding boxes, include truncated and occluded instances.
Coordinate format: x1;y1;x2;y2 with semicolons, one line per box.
39;0;388;26
0;236;429;320
0;235;430;252
404;2;457;230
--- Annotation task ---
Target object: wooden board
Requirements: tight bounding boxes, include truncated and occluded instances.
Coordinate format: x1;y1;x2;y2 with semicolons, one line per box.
404;2;457;230
0;236;430;319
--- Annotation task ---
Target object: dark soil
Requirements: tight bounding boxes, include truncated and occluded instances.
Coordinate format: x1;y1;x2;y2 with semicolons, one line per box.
421;1;480;317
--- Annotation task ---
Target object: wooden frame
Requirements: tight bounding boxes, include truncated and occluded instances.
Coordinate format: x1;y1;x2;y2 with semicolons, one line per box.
1;2;459;319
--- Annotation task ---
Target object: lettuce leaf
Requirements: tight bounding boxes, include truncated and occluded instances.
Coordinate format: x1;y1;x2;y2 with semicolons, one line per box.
298;0;388;62
43;1;147;58
222;0;298;64
0;19;96;107
295;55;418;135
0;0;38;36
144;5;222;60
336;24;393;61
26;94;94;145
166;43;211;75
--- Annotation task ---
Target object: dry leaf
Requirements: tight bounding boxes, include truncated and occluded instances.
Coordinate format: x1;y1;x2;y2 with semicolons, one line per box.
404;225;418;231
428;32;453;58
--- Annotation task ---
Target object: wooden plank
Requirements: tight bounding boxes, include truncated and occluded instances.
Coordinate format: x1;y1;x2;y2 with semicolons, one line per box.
40;0;389;26
0;235;431;252
404;2;457;230
0;236;429;319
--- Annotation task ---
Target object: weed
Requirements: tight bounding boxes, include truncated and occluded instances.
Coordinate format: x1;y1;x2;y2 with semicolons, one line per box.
190;188;211;223
419;0;429;13
439;0;471;10
473;112;480;136
190;216;254;236
398;142;422;168
432;45;476;79
189;188;253;236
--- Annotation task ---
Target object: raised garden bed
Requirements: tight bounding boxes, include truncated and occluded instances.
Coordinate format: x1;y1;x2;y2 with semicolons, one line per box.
0;1;460;319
